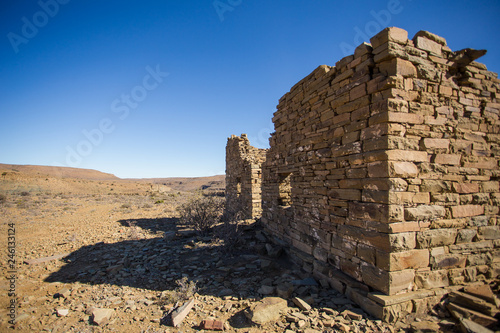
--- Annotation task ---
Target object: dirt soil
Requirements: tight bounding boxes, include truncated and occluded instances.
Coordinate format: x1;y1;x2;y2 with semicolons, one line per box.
0;165;406;333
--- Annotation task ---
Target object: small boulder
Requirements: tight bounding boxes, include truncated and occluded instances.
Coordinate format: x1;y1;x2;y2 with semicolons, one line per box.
245;297;288;325
91;308;114;326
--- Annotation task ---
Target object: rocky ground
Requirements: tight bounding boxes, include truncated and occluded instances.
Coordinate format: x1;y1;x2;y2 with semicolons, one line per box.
0;167;480;332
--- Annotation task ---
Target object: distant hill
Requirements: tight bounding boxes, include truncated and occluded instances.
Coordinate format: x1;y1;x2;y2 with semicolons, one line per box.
0;163;225;192
0;164;119;181
134;175;225;192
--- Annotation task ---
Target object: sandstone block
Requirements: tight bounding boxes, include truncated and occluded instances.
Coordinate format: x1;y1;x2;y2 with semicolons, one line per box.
482;181;499;193
328;188;361;201
452;205;484;218
377;249;429;271
368;161;419;178
416;229;457;248
449;241;493;254
404;205;446;221
379;58;417;78
422;138;450;149
413;30;447;46
349;202;404;223
478;226;500;240
369;112;424;126
354;42;373;58
421;180;451;193
453;183;479;193
361;264;414;295
385;150;428;162
415;270;449;289
457;229;477;244
390;161;419;178
431;253;466;269
370;27;408;50
414;36;442;55
434;154;461;165
388;232;416;251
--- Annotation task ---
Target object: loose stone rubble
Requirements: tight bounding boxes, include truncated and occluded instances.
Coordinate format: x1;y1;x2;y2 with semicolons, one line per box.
9;216;407;332
226;26;500;322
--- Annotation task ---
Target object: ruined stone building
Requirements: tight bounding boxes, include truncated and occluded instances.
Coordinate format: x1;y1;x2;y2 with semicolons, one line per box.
225;134;267;219
226;27;500;321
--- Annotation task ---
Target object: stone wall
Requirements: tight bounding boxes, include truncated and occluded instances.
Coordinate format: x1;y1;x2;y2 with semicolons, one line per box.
259;27;500;321
225;134;267;219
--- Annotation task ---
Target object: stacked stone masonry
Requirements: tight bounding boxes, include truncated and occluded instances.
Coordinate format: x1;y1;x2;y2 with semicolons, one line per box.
226;134;267;219
226;27;500;322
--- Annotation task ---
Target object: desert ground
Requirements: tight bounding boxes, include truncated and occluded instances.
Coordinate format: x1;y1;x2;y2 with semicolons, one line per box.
0;164;417;332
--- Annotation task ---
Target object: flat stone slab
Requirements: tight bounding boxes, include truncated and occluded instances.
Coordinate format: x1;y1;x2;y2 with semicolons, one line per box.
24;253;69;265
171;298;195;327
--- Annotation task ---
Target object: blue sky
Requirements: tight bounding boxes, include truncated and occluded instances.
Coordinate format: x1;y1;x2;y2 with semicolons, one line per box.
0;0;499;178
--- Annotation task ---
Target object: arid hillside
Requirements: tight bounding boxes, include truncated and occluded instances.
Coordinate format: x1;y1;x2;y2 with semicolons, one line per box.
0;164;225;196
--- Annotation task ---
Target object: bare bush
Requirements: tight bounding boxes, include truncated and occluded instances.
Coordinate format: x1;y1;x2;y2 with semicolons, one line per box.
0;193;6;204
177;195;224;234
217;206;245;252
158;277;197;305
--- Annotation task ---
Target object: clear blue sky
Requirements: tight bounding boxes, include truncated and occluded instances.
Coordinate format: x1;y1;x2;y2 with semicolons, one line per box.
1;1;499;178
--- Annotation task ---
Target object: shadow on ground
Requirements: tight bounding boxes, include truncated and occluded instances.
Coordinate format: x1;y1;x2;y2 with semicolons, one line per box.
117;217;180;234
44;218;295;301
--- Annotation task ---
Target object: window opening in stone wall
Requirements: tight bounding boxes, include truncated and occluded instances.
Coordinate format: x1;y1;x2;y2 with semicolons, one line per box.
236;177;241;197
278;173;292;207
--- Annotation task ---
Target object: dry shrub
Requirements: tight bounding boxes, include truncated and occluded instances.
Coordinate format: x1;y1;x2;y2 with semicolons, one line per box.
177;194;224;234
0;193;6;204
216;200;245;252
159;277;197;305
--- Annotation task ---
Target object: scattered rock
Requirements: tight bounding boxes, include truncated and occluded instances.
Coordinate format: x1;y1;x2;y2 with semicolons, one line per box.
258;285;275;295
459;318;494;333
54;288;71;299
276;283;294;298
91;308;114;326
200;319;224;331
292;297;312;311
410;320;441;332
341;309;363;321
246;297;288;325
56;309;69;317
163;231;176;241
171;298;195;327
292;277;318;286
